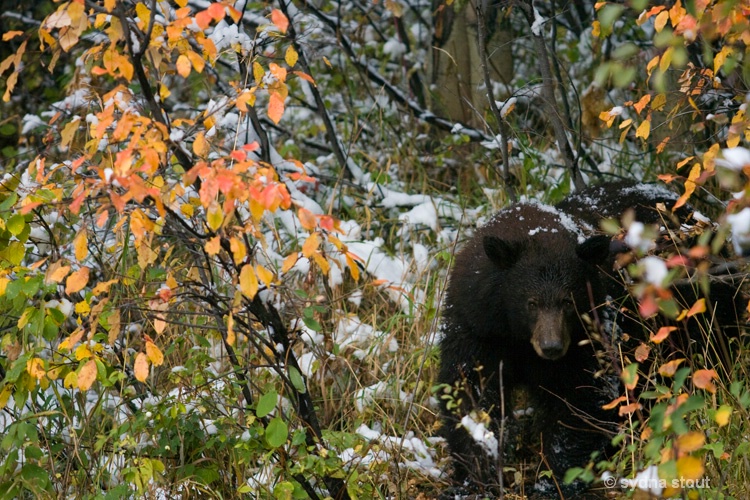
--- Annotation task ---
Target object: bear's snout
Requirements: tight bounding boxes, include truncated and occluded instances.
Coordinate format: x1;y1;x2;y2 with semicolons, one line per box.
531;309;571;360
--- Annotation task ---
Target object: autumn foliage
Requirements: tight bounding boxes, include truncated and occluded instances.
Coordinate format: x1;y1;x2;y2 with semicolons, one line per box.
2;0;750;497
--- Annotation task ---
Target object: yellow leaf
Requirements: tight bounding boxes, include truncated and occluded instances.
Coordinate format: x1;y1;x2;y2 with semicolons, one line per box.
239;264;258;299
0;276;9;295
193;131;209;157
65;266;90;294
635;119;651;140
180;202;194;218
302;232;320;258
92;279;118;295
654;10;669;32
26;357;46;380
60;118;80;150
108;309;121;345
205;235;221;256
714;46;733;74
63;371;78;389
206;201;224;231
660;47;674;73
281;253;298;273
186;50;205;74
676;455;704;482
134;352;150;382
75;343;93;361
0;385;12;410
74;230;88;261
312;252;331;274
77;359;98;391
253;61;265;83
230;236;247;265
145;340;164;366
676;431;705;454
176;53;191;78
135;2;151;30
285;45;299;67
345;254;360;281
715;405;731;427
256;264;274;287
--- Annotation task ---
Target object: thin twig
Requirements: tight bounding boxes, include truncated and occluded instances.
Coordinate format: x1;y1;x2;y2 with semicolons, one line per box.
475;1;517;203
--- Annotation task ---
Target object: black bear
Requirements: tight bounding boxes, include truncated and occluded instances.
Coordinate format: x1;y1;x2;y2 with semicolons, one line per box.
438;202;614;497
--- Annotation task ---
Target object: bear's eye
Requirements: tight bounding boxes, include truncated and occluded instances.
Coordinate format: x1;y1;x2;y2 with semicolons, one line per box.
563;297;575;310
527;299;538;311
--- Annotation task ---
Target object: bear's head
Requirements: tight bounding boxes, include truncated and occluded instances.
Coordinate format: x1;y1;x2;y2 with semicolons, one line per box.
482;233;611;360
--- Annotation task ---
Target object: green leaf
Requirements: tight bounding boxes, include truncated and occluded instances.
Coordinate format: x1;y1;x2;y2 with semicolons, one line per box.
256;390;277;418
273;481;295;500
288;366;306;394
265;416;288;448
6;214;25;236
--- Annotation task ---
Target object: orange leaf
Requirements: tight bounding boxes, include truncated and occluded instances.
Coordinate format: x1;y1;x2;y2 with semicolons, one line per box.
298;207;317;230
270;9;289;33
658;358;685;377
633;94;651;115
601;395;627;410
195;10;212;29
145;340;164;366
292;70;316;85
650;326;676;344
281;253;298;273
618;402;641;416
686;298;706;318
635;343;651;362
693;369;717;393
205;236;221;256
134;352;149;382
208;2;226;20
77;359;98;391
268;91;285;124
65;267;90;295
46;261;71;284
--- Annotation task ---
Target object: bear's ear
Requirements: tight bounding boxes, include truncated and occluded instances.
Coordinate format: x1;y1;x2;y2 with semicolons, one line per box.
576;234;612;264
483;236;523;268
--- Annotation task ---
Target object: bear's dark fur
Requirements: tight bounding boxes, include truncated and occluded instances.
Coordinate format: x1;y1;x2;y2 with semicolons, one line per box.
438;202;614;496
555;180;692;228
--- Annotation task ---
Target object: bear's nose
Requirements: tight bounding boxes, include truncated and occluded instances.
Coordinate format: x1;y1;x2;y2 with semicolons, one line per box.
539;340;565;360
